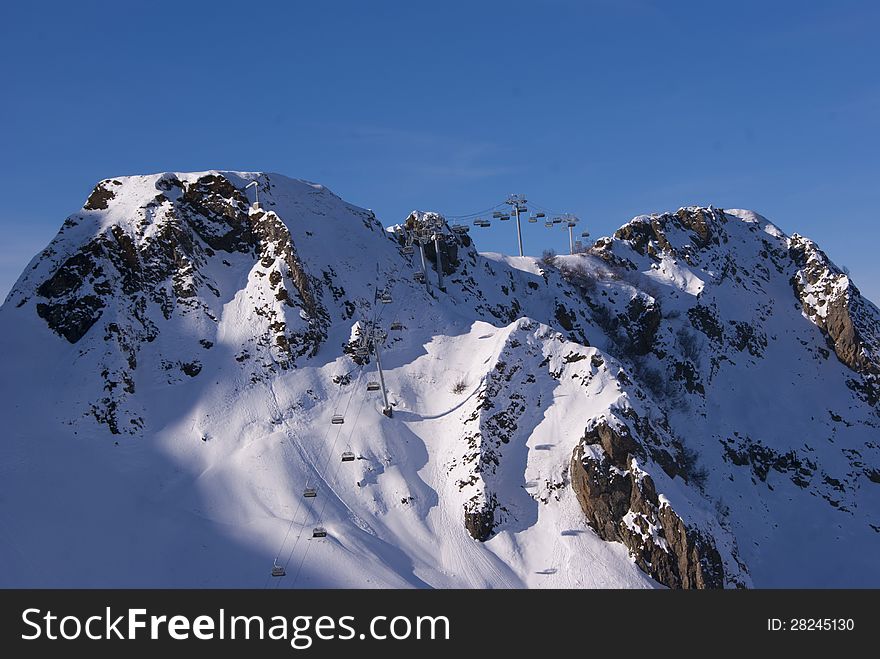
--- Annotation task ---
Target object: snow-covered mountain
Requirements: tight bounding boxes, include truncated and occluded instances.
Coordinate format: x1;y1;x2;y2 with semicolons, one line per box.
1;171;877;588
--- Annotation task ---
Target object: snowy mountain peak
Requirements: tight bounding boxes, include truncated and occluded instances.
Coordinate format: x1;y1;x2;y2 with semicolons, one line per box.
1;177;878;589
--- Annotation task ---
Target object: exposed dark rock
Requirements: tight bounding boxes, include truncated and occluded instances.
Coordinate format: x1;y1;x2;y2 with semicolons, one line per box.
688;304;724;341
720;436;816;489
571;442;727;589
672;360;705;395
622;296;661;355
83;180;119;210
789;234;880;381
582;420;642;468
555;303;575;332
36;252;95;299
729;320;766;357
36;295;105;343
464;496;497;541
181;361;202;377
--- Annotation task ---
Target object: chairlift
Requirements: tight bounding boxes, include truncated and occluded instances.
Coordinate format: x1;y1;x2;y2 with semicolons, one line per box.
331;414;345;425
303;487;317;498
271;560;286;577
312;527;327;538
367;381;381;392
402;245;414;255
341;451;356;462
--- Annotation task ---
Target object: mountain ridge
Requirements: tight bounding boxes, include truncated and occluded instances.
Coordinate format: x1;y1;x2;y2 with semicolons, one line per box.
1;171;877;588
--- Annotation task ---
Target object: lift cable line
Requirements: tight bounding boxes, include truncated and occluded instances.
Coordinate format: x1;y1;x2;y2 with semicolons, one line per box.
288;280;395;586
444;194;586;257
269;282;386;583
270;274;398;584
290;368;373;589
274;363;367;587
263;356;352;584
267;362;358;584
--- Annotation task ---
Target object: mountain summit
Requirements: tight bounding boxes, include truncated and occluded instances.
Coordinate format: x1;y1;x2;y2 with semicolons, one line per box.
1;171;878;588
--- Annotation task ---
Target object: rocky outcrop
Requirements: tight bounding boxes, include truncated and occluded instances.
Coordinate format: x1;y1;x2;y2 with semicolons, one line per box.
610;206;724;261
464;496;498;542
789;234;880;404
570;422;731;589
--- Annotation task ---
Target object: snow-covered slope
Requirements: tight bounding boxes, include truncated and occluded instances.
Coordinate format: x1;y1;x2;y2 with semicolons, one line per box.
0;174;877;588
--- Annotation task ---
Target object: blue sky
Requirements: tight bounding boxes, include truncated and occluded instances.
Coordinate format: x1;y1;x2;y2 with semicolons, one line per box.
1;0;878;303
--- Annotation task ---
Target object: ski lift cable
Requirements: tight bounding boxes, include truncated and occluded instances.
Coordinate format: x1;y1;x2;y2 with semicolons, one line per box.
290;362;374;589
275;363;367;588
269;357;363;585
275;278;397;586
528;199;570;217
288;282;401;587
262;341;343;586
445;201;508;220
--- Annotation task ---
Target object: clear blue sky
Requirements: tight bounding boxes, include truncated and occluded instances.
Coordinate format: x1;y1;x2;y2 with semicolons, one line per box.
1;0;878;303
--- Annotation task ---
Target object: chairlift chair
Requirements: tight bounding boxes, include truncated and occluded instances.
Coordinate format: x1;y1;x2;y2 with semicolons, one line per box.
544;221;553;228
271;560;286;577
331;414;345;425
390;321;403;330
528;215;538;223
536;212;546;218
413;271;425;283
552;217;562;224
367;381;381;392
492;211;503;218
402;245;414;255
379;293;393;304
303;487;317;498
500;215;510;221
341;451;356;462
312;527;328;538
581;231;590;238
567;221;578;228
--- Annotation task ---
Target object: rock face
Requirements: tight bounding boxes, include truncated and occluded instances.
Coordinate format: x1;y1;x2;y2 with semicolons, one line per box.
570;428;729;589
789;234;880;403
7;172;360;433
